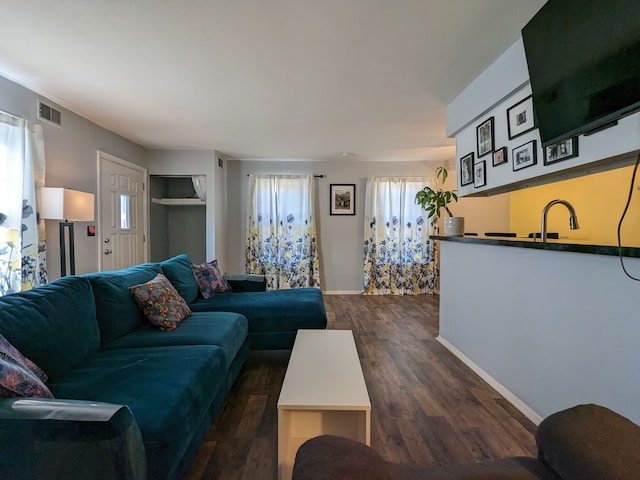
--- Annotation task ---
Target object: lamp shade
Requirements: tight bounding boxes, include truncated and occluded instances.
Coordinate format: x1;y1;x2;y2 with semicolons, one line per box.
39;187;95;221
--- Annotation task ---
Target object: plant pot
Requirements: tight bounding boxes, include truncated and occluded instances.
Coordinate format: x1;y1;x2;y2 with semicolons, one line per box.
444;217;465;237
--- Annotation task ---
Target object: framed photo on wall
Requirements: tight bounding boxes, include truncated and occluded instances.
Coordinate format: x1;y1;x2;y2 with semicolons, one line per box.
507;96;536;139
459;152;474;186
544;137;579;165
474;160;487;188
476;117;494;158
512;140;538;171
330;184;356;215
492;146;507;167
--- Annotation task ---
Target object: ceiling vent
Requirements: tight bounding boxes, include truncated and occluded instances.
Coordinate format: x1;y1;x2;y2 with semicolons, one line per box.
37;99;62;127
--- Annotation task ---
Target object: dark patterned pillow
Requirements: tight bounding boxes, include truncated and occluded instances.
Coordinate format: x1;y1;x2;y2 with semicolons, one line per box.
130;273;192;331
0;334;53;398
190;260;232;299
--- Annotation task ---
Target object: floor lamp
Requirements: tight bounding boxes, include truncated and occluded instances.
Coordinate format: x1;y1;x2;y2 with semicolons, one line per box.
39;187;95;277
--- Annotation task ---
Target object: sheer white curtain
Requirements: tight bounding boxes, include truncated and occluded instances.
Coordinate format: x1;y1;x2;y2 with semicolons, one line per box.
191;175;206;201
0;113;47;296
245;174;320;290
363;176;437;295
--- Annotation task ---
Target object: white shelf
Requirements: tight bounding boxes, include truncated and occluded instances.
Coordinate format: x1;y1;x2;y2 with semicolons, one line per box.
151;197;205;206
277;330;371;480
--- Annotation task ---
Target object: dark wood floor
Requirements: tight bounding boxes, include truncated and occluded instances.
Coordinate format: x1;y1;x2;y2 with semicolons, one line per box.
183;294;537;480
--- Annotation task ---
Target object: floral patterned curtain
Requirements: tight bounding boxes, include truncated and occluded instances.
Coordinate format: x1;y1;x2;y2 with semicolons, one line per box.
245;174;320;290
363;176;437;295
0;113;47;296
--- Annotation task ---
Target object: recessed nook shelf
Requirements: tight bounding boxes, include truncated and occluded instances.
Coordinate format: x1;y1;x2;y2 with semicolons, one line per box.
151;197;205;206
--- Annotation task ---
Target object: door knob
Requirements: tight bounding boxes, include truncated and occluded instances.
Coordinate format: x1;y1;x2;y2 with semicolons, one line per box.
104;238;110;243
104;249;112;255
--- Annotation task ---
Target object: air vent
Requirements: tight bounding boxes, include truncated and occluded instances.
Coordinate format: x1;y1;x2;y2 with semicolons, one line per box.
37;99;62;127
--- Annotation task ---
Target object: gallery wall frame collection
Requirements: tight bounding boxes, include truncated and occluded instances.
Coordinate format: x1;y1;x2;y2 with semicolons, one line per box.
464;93;583;193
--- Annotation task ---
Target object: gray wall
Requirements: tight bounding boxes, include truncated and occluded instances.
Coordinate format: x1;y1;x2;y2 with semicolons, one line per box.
148;176;206;263
0;75;148;279
149;177;170;261
227;159;443;292
439;240;640;425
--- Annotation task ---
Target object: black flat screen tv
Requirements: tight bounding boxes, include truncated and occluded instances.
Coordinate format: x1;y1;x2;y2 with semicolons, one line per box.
522;0;640;147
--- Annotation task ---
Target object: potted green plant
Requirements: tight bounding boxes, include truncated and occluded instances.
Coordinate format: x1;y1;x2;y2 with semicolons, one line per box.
415;166;464;236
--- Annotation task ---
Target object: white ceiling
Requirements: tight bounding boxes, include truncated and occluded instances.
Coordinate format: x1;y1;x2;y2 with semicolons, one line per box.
0;0;546;162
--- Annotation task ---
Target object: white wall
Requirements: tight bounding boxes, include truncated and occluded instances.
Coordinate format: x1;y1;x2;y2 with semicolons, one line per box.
0;74;148;279
439;240;640;425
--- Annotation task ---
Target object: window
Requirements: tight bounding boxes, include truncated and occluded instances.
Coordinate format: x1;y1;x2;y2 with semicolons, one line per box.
245;175;320;290
363;177;437;295
0;115;47;295
120;194;131;230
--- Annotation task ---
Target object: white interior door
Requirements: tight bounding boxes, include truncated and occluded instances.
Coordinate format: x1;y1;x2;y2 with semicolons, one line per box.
98;151;147;271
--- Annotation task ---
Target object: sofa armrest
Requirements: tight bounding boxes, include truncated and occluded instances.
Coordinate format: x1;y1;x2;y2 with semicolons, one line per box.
0;398;147;480
225;274;267;292
536;403;640;480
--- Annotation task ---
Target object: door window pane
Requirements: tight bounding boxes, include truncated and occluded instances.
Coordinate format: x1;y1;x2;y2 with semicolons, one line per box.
120;194;130;230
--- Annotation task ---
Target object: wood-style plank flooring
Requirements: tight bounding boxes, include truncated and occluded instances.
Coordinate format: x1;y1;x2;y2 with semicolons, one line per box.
183;294;537;480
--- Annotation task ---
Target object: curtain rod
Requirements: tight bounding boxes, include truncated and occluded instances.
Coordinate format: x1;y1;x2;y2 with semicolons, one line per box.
247;174;325;178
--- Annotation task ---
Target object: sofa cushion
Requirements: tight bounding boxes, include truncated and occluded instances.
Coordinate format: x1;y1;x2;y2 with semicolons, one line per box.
47;344;227;480
0;333;47;382
104;311;249;369
0;357;53;398
536;403;640;480
190;260;232;298
293;435;555;480
161;254;199;304
130;273;192;331
0;333;51;398
86;263;162;346
189;288;327;333
0;276;100;379
224;274;267;292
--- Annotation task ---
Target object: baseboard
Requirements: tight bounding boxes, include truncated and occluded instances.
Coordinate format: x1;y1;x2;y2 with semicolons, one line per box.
436;335;543;425
322;290;363;295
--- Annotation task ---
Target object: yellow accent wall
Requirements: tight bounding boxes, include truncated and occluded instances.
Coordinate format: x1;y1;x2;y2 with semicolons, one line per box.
510;165;640;246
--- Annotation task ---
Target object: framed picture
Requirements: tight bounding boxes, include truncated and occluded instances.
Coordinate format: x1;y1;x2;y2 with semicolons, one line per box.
507;96;536;139
512;140;538;171
474;160;487;188
459;152;474;186
492;146;507;167
476;117;494;157
330;184;356;215
544;137;579;165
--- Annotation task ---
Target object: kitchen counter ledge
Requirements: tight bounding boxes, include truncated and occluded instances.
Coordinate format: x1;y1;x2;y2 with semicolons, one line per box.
431;235;640;259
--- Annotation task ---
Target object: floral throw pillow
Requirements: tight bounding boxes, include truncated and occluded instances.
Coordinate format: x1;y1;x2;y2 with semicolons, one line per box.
190;260;232;299
130;273;192;331
0;334;53;398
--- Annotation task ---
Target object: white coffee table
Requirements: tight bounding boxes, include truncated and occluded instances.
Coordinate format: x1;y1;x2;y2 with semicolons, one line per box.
277;329;371;480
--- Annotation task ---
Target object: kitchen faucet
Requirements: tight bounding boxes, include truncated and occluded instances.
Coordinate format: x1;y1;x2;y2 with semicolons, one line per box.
540;199;580;243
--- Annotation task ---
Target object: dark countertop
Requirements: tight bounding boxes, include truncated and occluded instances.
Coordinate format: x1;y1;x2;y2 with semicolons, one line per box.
431;235;640;258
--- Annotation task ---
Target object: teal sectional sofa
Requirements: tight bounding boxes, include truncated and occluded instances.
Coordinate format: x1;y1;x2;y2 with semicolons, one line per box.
0;254;327;480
